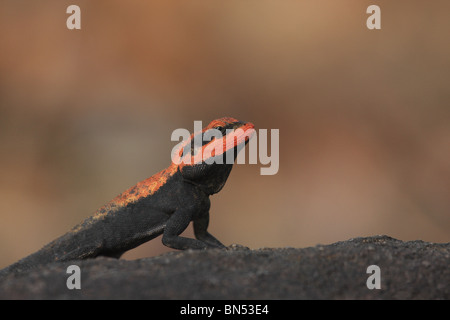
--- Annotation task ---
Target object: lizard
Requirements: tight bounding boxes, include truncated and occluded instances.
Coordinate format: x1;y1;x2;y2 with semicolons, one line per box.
0;117;255;278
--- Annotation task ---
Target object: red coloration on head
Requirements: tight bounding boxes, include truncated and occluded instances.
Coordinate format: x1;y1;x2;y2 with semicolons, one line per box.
206;122;255;158
94;117;253;218
204;117;240;131
174;117;255;166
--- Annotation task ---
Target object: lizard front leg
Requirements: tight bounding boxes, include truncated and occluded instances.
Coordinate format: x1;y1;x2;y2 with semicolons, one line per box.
161;209;209;250
193;212;226;249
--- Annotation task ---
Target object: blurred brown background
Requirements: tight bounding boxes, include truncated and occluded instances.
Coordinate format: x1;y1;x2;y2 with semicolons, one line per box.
1;0;449;269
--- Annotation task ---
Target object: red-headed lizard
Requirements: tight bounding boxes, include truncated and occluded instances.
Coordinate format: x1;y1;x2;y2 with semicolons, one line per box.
0;117;255;277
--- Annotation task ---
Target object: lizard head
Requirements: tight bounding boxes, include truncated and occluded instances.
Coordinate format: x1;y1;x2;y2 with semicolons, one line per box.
174;117;255;194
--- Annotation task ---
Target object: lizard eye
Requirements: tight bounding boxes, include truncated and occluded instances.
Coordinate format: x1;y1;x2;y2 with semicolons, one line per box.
215;126;227;135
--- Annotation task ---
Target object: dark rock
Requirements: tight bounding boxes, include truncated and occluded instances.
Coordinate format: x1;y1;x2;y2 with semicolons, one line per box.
0;235;448;299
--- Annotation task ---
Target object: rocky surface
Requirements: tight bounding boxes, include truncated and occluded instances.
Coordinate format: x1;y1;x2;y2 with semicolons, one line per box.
0;235;448;299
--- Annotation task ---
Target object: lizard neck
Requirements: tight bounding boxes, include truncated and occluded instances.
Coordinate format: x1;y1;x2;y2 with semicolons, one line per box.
182;178;211;196
179;162;233;196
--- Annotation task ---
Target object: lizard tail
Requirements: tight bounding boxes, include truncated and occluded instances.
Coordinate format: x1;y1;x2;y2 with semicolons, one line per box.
0;228;101;280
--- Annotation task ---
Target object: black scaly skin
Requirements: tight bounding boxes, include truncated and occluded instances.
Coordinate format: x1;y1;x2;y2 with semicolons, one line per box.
0;117;255;278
